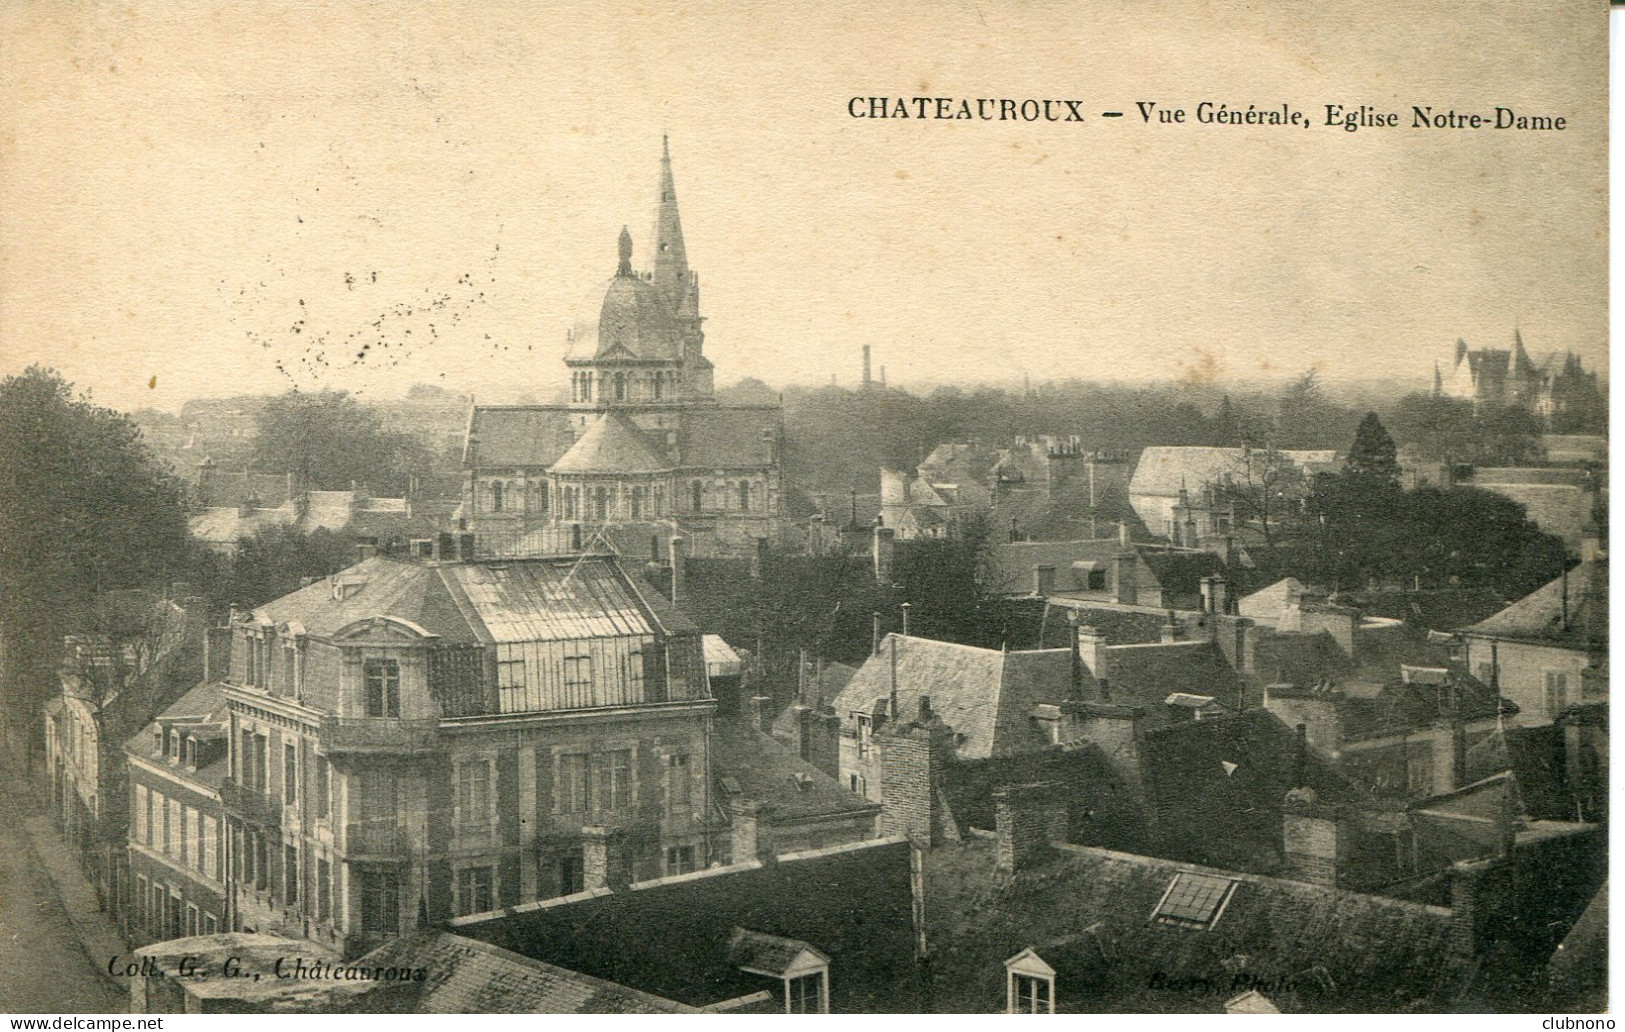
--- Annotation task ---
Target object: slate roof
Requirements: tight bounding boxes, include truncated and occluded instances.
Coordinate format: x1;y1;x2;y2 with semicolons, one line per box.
550;411;671;474
1460;559;1607;651
1087;640;1247;728
253;555;697;644
679;406;781;468
985;539;1120;595
727;927;828;976
712;715;879;824
355;932;694;1013
832;634;1074;759
127;680;231;792
926;837;1470;1013
1130;447;1340;500
465;406;576;468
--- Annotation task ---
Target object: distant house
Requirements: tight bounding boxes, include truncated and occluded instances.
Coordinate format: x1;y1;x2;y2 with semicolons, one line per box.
188;487;425;555
125;681;231;945
985;534;1229;610
42;590;213;931
1128;446;1340;542
1457;559;1606;725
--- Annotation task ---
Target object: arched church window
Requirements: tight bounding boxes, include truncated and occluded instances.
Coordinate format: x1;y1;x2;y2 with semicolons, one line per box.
583;373;593;401
593;486;609;521
491;481;504;512
653;485;664;515
536;482;549;513
738;481;751;510
652;374;663;401
691;481;704;512
631;487;644;520
615;373;627;401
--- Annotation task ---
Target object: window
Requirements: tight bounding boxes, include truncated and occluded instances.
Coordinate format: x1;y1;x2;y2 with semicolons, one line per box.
630;486;644;519
168;892;183;940
491;481;505;512
1012;974;1051;1014
284;742;297;804
186;903;200;938
558;853;584;896
667;753;691;813
691;481;704;511
204;913;218;935
183;805;198;869
557;753;590;813
135;875;149;931
857;714;873;758
563;655;593;694
166;797;179;857
1087;569;1107;591
457;866;494;916
849;773;866;795
787;972;826;1014
317;859;332;922
593;486;608;520
315;756;330;819
738;481;751;510
1544;670;1569;716
149;882;165;937
358;870;399;934
498;659;526;707
592;750;633;811
245;634;258;685
364;659;400;718
1406;752;1435;797
135;785;149;846
665;844;696;876
285;845;299;904
457;759;493;834
202;817;218;880
1151;872;1238;929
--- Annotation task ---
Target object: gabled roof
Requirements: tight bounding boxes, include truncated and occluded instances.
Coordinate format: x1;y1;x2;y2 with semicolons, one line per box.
1237;576;1309;620
712;715;878;824
679;406;780;468
832;634;1074;759
1130;447;1339;500
550;412;671;474
466;406;576;468
727;928;828;977
1088;640;1246;728
1460;560;1606;650
355;932;695;1013
928;838;1468;1013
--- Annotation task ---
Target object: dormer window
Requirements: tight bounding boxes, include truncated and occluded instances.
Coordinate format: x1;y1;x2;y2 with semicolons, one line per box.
1151;872;1238;929
729;928;830;1014
364;659;401;718
1004;948;1056;1014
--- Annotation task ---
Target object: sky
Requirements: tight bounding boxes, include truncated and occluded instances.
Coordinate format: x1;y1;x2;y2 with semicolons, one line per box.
0;0;1607;413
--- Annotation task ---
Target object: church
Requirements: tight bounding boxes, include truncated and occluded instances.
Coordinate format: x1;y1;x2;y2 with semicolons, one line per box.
461;140;787;558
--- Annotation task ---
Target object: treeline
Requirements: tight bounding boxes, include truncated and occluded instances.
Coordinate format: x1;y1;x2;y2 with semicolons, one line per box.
765;372;1366;495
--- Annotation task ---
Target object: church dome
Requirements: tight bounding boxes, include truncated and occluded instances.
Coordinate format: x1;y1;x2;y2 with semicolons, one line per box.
568;227;681;362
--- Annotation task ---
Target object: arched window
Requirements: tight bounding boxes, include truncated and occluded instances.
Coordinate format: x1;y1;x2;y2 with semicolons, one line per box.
536;481;549;513
652;374;663;401
630;487;644;519
691;481;704;512
593;487;609;521
563;487;576;519
614;373;626;401
739;481;751;510
491;481;504;512
582;373;593;401
653;485;664;515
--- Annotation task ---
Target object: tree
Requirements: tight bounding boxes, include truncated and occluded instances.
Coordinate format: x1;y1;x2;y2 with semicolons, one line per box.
226;526;360;609
0;367;193;736
252;389;435;496
1345;412;1401;485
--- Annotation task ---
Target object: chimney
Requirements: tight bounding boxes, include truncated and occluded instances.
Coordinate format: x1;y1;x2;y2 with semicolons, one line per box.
1033;565;1056;596
751;536;768;580
1112;551;1138;606
879;718;949;848
581;826;630;890
900;602;912;637
356;541;378;564
873;523;896;583
732;800;774;864
862;344;872;387
1160;610;1185;644
1281;789;1347;888
1448;857;1512;958
872;612;882;656
994;782;1068;873
669;535;685;604
1076;625;1110;682
750;694;774;733
1429;712;1470;796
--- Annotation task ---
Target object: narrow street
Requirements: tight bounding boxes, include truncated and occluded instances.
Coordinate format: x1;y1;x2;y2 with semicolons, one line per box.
0;746;127;1014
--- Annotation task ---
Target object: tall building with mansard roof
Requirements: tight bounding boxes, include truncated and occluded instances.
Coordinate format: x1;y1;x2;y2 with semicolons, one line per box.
462;138;784;558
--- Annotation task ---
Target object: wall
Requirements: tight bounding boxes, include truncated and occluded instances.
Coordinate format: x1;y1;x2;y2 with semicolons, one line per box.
1463;638;1599;725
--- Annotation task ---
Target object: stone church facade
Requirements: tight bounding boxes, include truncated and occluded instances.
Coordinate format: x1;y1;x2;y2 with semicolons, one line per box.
462;140;785;558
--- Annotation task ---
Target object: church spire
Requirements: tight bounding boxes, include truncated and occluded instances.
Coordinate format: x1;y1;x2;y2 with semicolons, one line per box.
652;135;690;306
616;226;634;277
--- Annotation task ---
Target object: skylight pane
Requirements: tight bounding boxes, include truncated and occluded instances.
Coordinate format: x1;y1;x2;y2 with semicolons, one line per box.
1153;872;1237;928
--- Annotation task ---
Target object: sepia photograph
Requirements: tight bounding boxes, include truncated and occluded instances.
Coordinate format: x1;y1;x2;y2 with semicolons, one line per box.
0;0;1609;1017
